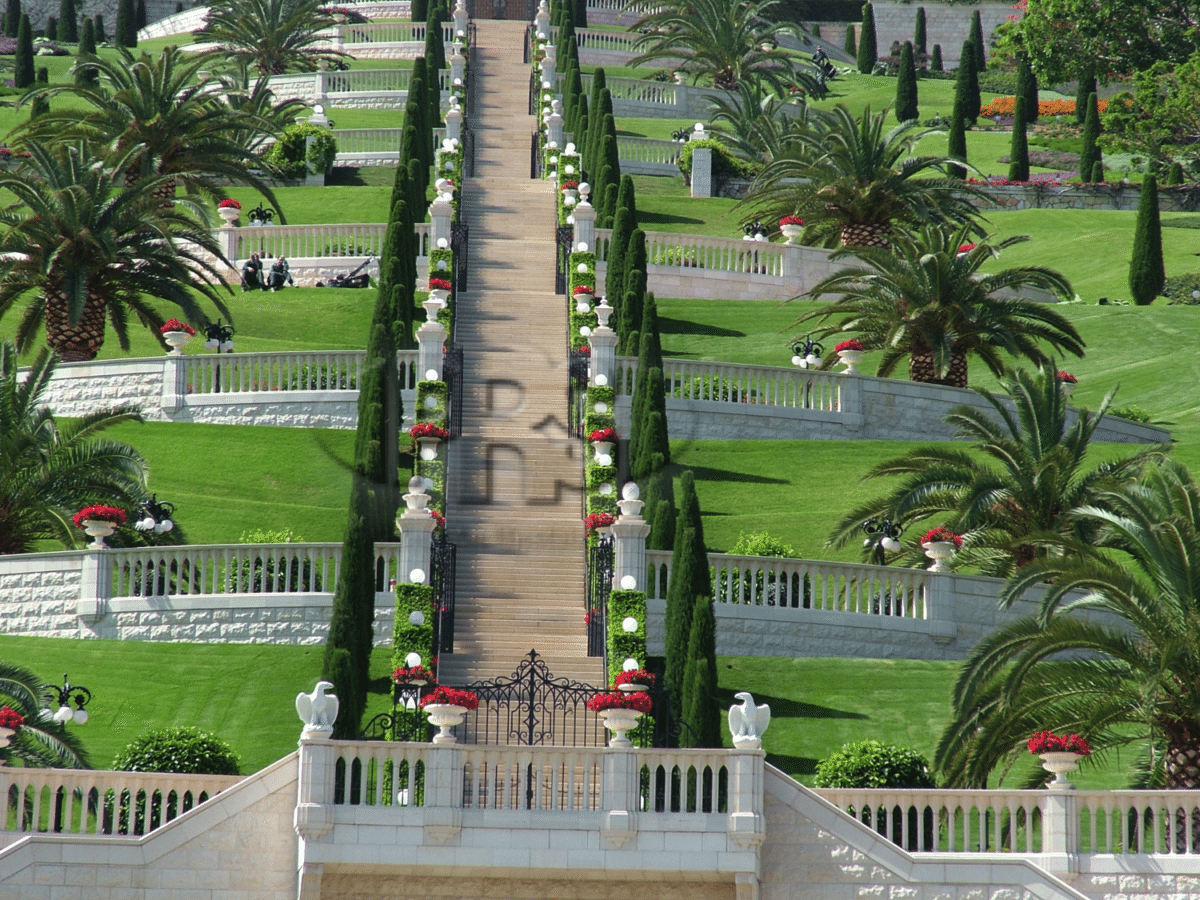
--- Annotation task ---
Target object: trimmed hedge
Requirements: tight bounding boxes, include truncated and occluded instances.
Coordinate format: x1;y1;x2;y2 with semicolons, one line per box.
606;588;647;687
112;726;240;775
391;582;435;672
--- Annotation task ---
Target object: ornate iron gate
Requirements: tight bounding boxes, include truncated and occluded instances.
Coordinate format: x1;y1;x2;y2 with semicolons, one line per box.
586;537;612;658
554;224;574;295
431;533;456;653
451;221;468;293
443;342;464;438
567;346;588;438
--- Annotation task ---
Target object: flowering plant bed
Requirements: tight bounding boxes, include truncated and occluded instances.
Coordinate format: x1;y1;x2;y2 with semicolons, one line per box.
409;423;449;440
779;215;803;226
217;198;242;209
0;707;24;730
392;664;435;684
160;318;195;335
431;510;446;531
585;512;615;533
614;669;655;688
1057;370;1078;384
561;180;579;190
573;345;591;357
572;284;595;296
1027;730;1091;756
588;427;616;444
920;526;962;548
587;690;653;713
419;686;479;710
73;505;127;528
428;277;453;292
834;339;864;353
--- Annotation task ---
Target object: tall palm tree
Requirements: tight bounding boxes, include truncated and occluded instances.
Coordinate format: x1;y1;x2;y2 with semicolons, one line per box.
936;459;1200;790
827;368;1167;577
0;142;233;361
15;45;286;209
0;662;88;768
743;104;986;247
194;0;345;76
794;224;1083;386
627;0;812;93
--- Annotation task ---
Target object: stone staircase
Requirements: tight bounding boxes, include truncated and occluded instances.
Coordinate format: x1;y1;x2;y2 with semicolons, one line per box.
439;21;604;689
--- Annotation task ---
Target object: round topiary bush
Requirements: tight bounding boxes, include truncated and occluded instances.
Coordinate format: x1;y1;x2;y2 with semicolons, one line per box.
262;122;338;181
112;726;241;775
813;739;935;788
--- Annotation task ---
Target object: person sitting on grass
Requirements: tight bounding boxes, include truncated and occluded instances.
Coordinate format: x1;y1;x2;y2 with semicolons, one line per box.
241;253;266;292
268;256;294;291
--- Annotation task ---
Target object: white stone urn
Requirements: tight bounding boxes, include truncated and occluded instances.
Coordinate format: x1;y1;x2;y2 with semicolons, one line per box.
617;683;649;693
674;71;686;85
429;288;450;306
837;349;864;374
424;704;468;744
82;519;117;548
0;726;15;748
780;223;802;243
217;206;240;224
562;187;579;203
922;541;956;572
162;331;191;355
1039;752;1081;789
417;436;442;461
599;708;643;748
1061;382;1075;398
592;440;614;465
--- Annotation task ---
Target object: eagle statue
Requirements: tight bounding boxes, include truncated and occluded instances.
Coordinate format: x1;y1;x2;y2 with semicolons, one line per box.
295;681;339;734
727;691;770;749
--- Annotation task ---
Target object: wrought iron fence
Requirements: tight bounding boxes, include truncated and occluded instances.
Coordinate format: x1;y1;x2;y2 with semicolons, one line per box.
528;70;537;116
451;221;469;294
431;533;456;654
359;683;430;741
554;224;573;295
567;346;589;439
586;537;612;658
530;131;543;180
444;342;464;438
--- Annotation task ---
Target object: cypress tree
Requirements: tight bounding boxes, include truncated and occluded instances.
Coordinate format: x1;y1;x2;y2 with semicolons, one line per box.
3;0;17;37
175;1;182;11
573;0;586;29
664;472;710;718
1091;160;1105;183
1074;69;1096;125
589;89;614;184
969;9;985;71
930;43;942;72
571;93;588;166
58;0;76;41
643;461;676;553
45;15;55;39
630;295;666;478
913;6;926;56
960;40;980;124
895;41;918;122
1167;162;1184;186
424;3;445;74
605;206;632;310
811;23;820;38
681;593;719;747
1021;54;1039;122
597;120;620;220
618;229;646;354
1129;173;1164;306
856;2;876;75
93;13;105;41
424;55;440;131
76;17;97;85
355;323;400;541
390;157;412;220
615;174;638;231
843;23;855;58
1080;91;1101;182
135;0;146;29
1008;94;1029;182
947;80;967;179
115;0;136;47
411;57;432;168
14;14;33;89
411;0;427;24
600;183;617;229
585;67;607;170
30;64;48;118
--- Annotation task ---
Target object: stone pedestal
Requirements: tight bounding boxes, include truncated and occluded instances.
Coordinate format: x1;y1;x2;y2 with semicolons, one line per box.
397;478;437;585
429;195;453;251
417;319;447;382
547;112;563;148
588;315;616;388
611;485;651;591
445;106;462;143
690;146;713;199
572;198;595;251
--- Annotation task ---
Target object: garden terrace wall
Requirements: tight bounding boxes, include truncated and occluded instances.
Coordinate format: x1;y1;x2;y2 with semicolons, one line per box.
869;1;1013;69
612;358;1170;445
981;182;1200;213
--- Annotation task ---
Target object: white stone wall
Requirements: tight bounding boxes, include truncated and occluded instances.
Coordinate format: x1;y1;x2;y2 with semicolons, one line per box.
318;875;734;899
44;359;169;421
0;553;84;638
871;1;1014;67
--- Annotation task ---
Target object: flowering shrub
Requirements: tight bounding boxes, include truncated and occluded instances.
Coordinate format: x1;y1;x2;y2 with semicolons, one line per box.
431;510;446;531
0;707;24;730
957;243;977;255
73;505;127;528
588;427;617;444
160;318;195;336
410;423;449;440
779;215;804;226
561;180;579;190
614;668;655;688
980;97;1109;119
573;284;595;296
574;345;591;356
420;686;480;710
586;512;616;533
392;664;434;683
428;277;452;292
834;339;864;353
1057;370;1078;384
920;526;962;548
587;691;653;713
217;198;241;210
1028;730;1091;756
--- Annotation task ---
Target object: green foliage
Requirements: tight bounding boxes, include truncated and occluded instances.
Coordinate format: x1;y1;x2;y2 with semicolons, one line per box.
894;40;918;123
1129;172;1164;306
1166;161;1184;186
93;13;105;41
45;15;56;39
263;122;337;180
411;0;427;22
731;531;798;558
14;14;33;89
1079;92;1101;184
135;0;146;29
391;582;435;672
415;380;449;425
664;471;711;716
843;22;855;58
238;527;304;543
856;1;875;75
1074;71;1096;125
112;726;240;775
321;647;361;740
959;40;979;124
968;10;984;71
681;595;719;747
606;589;647;686
678;137;761;183
912;6;925;55
929;43;942;72
57;0;76;40
2;0;16;37
1008;95;1030;182
814;739;935;788
115;0;136;47
1016;53;1038;123
946;79;967;179
1101;54;1200;168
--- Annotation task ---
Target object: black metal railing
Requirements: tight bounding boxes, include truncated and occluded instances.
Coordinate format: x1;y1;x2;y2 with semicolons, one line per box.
451;220;468;294
443;342;463;438
530;131;543;180
359;682;430;741
431;533;456;654
528;69;537;116
554;223;573;295
586;536;613;658
567;346;588;439
523;22;532;63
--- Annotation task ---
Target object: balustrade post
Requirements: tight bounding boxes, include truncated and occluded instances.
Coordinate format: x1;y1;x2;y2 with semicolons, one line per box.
1038;788;1078;877
781;242;800;287
588;300;616;388
449;44;466;95
429;195;453;252
689;147;713;199
423;746;464;842
295;732;336;844
611;484;651;591
534;0;550;37
547;110;563;148
445;105;462;143
453;0;467;38
161;354;185;413
215;220;237;265
539;46;556;89
572;197;595;252
77;548;111;626
923;568;957;645
417;309;447;382
727;750;766;849
315;70;329;106
600;748;639;846
397;476;437;585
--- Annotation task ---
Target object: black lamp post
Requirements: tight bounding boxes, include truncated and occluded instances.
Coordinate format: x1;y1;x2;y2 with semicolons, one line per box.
203;320;235;354
742;220;768;241
246;203;276;225
44;673;92;726
790;335;824;369
134;494;176;534
862;517;904;566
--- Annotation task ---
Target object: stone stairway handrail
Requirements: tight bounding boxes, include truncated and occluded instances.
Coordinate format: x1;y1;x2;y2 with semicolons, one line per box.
594;227;827;279
616;135;685;165
614;356;844;412
548;25;642;54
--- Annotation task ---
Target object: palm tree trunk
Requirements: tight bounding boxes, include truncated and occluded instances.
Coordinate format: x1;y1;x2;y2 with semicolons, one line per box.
840;222;892;249
45;289;108;362
1166;741;1200;852
908;351;968;388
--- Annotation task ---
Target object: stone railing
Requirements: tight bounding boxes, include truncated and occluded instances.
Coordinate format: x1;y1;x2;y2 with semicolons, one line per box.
980;181;1200;214
561;73;725;119
137;6;209;39
550;25;641;54
617;137;684;176
266;68;450;107
296;738;764;875
614;357;843;413
814;787;1200;863
0;542;403;645
333;127;405;155
332;21;455;44
1;767;241;839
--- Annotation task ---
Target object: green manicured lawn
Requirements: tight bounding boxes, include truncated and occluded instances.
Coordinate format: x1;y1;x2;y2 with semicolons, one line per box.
632;176;743;237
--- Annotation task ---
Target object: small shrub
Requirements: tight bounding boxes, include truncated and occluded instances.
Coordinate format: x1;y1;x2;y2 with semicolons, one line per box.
1110;405;1153;424
731;531;799;558
813;739;935;788
112;726;240;775
262;122;338;180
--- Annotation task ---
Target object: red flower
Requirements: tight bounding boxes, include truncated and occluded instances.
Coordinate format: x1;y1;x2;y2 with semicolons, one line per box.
834;339;864;353
957;243;977;255
160;318;195;336
73;505;127;528
614;668;655;688
573;284;595;296
217;198;241;210
588;427;617;444
428;277;453;292
420;686;480;711
431;510;446;531
585;512;615;533
392;664;434;684
587;691;653;713
0;707;24;730
561;180;579;190
1057;370;1078;384
1027;730;1091;756
921;526;962;548
409;423;449;440
779;215;803;226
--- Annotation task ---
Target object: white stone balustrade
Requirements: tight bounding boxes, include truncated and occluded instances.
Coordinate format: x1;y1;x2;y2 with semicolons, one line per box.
617;136;684;175
614;356;843;411
0;767;241;839
331;21;455;44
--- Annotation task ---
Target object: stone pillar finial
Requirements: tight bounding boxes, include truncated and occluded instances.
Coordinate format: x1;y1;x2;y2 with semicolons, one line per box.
611;483;650;591
296;681;339;738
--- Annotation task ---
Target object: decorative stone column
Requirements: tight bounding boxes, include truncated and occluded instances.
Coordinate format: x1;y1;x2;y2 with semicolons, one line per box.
1039;787;1079;876
588;300;616;388
546;103;564;148
215;222;237;271
417;301;447;381
161;353;185;413
445;103;462;143
572;195;595;251
726;749;766;849
76;549;111;625
535;0;549;35
611;483;651;590
429;194;453;251
396;476;437;585
450;42;465;87
539;45;556;88
421;746;464;842
600;747;638;847
453;0;467;37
